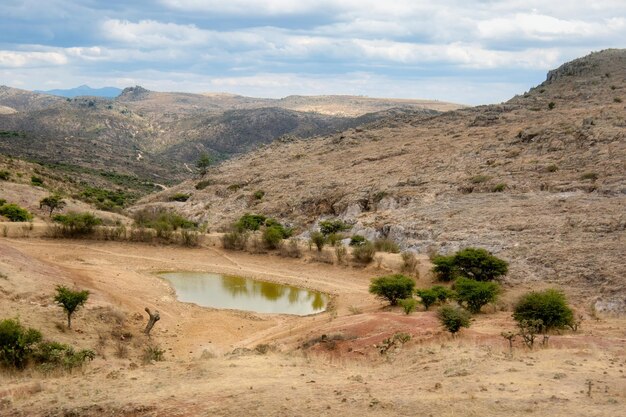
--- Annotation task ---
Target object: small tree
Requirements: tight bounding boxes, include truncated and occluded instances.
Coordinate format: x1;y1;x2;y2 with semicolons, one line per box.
432;255;456;281
399;298;417;315
263;225;284;249
40;194;66;217
437;305;471;335
369;274;415;306
454;278;500;313
196;152;212;175
513;289;574;332
319;219;350;236
54;286;89;329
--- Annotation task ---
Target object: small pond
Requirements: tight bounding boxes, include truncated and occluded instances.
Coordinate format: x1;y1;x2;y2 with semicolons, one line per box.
159;272;329;316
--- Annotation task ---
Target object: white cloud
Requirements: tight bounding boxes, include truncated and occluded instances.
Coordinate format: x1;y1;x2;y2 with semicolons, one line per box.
0;51;68;68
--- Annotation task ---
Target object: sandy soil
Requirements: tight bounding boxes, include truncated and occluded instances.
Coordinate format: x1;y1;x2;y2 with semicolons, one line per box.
0;237;624;416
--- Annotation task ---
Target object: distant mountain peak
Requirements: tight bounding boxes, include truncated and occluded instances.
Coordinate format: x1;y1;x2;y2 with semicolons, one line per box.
35;85;122;98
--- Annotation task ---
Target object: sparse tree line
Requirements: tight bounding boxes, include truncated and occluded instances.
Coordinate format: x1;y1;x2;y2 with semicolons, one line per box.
368;248;578;347
0;285;163;372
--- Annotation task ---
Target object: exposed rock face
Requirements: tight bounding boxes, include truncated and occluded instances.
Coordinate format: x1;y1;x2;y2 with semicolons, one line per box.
145;49;626;312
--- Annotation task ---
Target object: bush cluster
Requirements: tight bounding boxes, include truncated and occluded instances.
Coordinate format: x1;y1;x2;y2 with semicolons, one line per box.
319;219;350;236
52;212;102;237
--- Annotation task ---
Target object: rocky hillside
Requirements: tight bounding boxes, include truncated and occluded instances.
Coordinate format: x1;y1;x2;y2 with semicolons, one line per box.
146;49;626;312
0;86;453;188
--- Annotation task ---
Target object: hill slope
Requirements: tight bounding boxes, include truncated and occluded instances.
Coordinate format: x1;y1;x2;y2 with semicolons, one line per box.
147;49;626;312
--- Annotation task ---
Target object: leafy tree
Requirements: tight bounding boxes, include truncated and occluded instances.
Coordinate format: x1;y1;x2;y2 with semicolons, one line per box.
39;194;66;217
0;203;33;222
369;274;415;306
513;289;574;331
319;219;350;236
453;248;508;281
349;235;367;246
54;286;89;329
431;285;455;302
454;277;500;313
0;319;42;369
196;152;212;175
310;231;326;252
437;305;471;334
432;255;457;281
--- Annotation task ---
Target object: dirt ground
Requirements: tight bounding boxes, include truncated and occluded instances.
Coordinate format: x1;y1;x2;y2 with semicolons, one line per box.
0;236;624;416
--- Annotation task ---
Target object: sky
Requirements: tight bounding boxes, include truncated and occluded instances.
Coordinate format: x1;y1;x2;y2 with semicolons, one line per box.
0;0;624;105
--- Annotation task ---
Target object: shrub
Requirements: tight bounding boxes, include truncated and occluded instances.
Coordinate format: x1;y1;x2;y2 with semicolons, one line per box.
513;289;574;331
334;245;347;264
196;152;212;175
279;239;302;258
142;344;165;364
369;274;415;306
431;285;455;302
399;298;417;315
253;190;265;200
235;213;267;231
546;164;559;172
437;305;471;334
580;172;598;181
222;229;248;250
80;186;134;210
180;229;199;247
195;179;214;190
319;219;350;236
133;207;196;232
454;278;499;313
0;203;33;222
469;174;490;184
52;212;102;237
0;319;42;369
263;225;284;249
326;233;343;247
548;102;555;110
349;235;367;246
432;255;457;281
373;238;400;253
416;289;438;310
310;231;326;252
31;176;44;186
264;218;292;238
614;97;623;103
0;170;9;180
491;183;507;192
401;251;418;274
54;286;89;329
169;193;190;202
452;247;508;281
33;341;95;372
352;241;375;264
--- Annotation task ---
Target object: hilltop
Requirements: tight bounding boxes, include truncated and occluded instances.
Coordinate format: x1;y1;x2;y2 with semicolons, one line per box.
143;49;626;313
34;85;123;99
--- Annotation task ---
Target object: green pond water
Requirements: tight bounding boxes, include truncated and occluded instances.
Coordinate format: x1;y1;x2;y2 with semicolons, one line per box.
159;272;329;316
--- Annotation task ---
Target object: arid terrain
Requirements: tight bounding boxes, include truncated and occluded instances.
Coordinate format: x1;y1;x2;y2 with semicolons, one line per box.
0;50;625;416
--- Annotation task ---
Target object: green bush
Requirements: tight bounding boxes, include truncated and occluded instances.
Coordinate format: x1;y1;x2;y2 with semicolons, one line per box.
31;176;44;186
433;248;508;282
180;229;199;247
548;102;555;110
263;226;284;249
33;341;95;372
169;193;190;202
142;344;165;364
437;305;471;334
319;219;350;236
349;235;367;246
0;319;42;369
310;231;326;252
416;289;438;310
373;238;400;253
369;274;415;306
133;207;196;232
253;190;265;200
54;286;89;329
513;289;574;331
431;285;455;302
235;213;267;231
80;186;135;210
0;203;33;222
0;170;9;181
454;278;500;313
195;179;214;190
491;183;507;192
326;233;343;247
264;218;292;238
399;298;417;315
53;212;102;237
352;241;375;264
580;172;598;181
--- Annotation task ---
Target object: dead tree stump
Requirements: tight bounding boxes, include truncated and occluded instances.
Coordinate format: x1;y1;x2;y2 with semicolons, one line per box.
144;307;160;335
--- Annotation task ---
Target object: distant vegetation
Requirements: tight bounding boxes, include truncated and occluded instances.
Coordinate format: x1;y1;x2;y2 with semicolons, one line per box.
432;248;508;282
52;212;102;237
80;186;135;211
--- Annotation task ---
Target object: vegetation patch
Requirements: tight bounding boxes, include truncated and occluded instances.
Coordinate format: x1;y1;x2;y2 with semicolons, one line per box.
0;202;33;222
369;274;415;306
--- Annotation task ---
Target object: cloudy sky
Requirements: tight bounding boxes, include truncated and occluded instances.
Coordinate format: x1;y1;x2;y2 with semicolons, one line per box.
1;0;624;104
